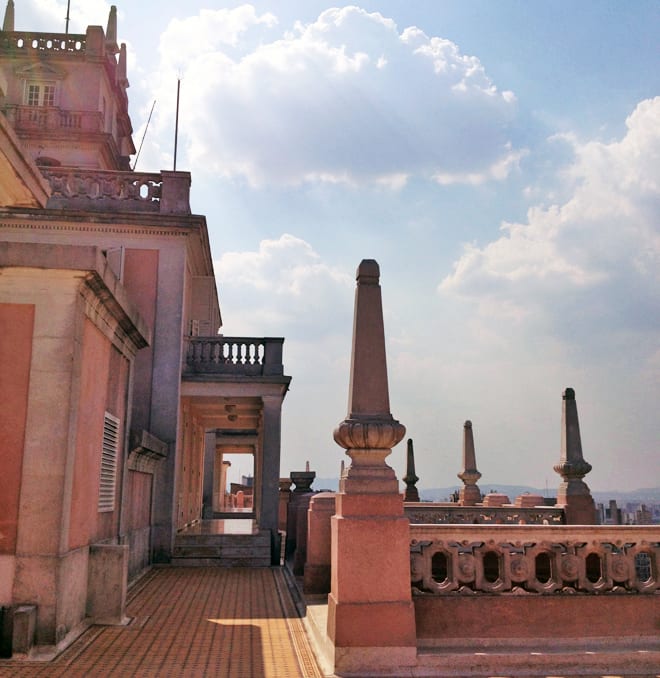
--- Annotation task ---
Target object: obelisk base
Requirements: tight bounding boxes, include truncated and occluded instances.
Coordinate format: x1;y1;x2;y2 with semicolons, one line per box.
327;490;417;673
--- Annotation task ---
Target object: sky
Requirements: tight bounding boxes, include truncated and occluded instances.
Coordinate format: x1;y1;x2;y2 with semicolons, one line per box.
17;1;660;492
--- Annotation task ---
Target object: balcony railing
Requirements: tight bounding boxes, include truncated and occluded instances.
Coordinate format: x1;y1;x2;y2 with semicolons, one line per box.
39;168;191;215
3;105;102;133
0;31;86;54
405;502;564;526
410;524;659;595
183;337;285;378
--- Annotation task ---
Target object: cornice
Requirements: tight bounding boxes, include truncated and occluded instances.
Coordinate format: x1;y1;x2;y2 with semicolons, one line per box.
0;209;206;234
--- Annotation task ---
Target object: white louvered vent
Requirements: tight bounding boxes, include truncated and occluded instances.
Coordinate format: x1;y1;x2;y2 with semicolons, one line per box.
99;411;120;512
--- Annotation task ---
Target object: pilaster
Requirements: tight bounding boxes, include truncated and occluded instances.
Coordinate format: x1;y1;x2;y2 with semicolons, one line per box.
261;394;284;564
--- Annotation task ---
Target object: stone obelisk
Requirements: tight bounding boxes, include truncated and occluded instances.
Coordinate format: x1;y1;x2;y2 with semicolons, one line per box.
457;420;482;505
554;387;596;524
327;260;416;674
403;438;420;502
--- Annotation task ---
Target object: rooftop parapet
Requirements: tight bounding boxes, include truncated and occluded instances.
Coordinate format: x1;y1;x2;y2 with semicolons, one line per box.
41;168;192;215
0;30;87;54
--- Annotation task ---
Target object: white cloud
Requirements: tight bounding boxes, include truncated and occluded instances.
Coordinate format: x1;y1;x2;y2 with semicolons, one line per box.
215;234;353;338
440;97;660;352
18;1;112;34
148;5;520;187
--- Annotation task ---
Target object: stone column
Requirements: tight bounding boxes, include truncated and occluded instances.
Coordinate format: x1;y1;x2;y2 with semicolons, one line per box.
554;387;596;524
202;431;215;518
458;420;482;506
328;260;416;674
219;460;231;512
260;394;285;564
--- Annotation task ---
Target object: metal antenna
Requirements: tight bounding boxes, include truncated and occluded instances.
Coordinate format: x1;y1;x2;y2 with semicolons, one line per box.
132;100;156;171
65;0;71;34
173;78;181;171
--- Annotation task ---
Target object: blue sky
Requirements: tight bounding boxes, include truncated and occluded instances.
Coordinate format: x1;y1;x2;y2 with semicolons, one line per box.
20;1;660;491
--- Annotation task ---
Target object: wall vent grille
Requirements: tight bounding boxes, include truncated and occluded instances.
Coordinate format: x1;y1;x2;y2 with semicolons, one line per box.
99;411;120;512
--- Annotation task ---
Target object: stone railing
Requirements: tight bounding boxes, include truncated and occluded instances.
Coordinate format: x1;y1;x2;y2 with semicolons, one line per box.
0;31;86;54
3;105;102;133
410;525;659;595
405;502;564;526
40;169;191;215
183;337;285;377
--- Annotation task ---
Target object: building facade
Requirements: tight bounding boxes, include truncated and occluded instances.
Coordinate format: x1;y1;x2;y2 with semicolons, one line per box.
0;4;290;657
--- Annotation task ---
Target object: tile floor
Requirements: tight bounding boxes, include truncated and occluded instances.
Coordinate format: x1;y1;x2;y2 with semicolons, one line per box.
0;567;323;678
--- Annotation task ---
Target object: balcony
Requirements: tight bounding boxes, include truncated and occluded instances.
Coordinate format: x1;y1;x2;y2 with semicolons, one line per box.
183;337;285;379
3;105;102;133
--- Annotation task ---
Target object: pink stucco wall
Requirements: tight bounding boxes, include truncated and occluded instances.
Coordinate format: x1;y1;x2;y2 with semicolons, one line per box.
122;249;158;433
0;303;34;554
68;319;110;549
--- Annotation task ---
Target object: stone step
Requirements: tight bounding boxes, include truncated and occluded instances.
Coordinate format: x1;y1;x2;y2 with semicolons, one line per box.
172;530;272;567
172;545;270;558
170;556;271;567
174;533;269;547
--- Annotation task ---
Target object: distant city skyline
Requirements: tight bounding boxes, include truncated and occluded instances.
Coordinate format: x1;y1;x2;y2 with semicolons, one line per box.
18;0;660;491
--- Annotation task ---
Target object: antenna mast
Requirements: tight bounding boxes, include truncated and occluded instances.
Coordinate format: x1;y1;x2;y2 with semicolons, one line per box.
65;0;71;34
173;78;181;171
132;100;157;171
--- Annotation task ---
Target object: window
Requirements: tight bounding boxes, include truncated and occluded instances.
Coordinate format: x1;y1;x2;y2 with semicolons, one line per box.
27;84;40;106
43;84;55;106
24;81;56;107
99;412;120;512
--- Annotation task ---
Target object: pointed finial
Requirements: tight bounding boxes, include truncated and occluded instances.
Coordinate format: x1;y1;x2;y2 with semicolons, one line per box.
2;0;15;32
106;5;119;53
457;420;482;505
403;438;420;502
117;43;129;88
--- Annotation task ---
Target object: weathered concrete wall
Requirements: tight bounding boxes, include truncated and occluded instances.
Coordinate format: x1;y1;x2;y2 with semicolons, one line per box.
87;544;128;625
125;471;153;579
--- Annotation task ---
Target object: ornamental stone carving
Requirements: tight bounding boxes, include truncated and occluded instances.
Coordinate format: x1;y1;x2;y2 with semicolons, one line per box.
333;418;406;453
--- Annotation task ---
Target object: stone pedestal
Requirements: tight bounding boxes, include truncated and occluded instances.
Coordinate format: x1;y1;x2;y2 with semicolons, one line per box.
328;492;417;672
303;492;336;594
285;471;315;561
278;478;292;533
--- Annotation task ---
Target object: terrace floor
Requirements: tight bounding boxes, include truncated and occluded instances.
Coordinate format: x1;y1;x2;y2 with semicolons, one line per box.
0;567;323;678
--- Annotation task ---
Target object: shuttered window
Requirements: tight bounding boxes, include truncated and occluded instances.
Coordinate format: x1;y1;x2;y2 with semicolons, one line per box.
99;411;120;512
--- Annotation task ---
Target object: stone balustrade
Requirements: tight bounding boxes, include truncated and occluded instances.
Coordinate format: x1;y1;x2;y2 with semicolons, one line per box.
183;337;285;378
40;168;192;215
410;524;659;595
0;31;86;54
405;502;564;526
4;105;102;133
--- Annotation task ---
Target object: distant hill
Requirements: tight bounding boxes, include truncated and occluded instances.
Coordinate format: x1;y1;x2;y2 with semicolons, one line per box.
310;478;660;504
